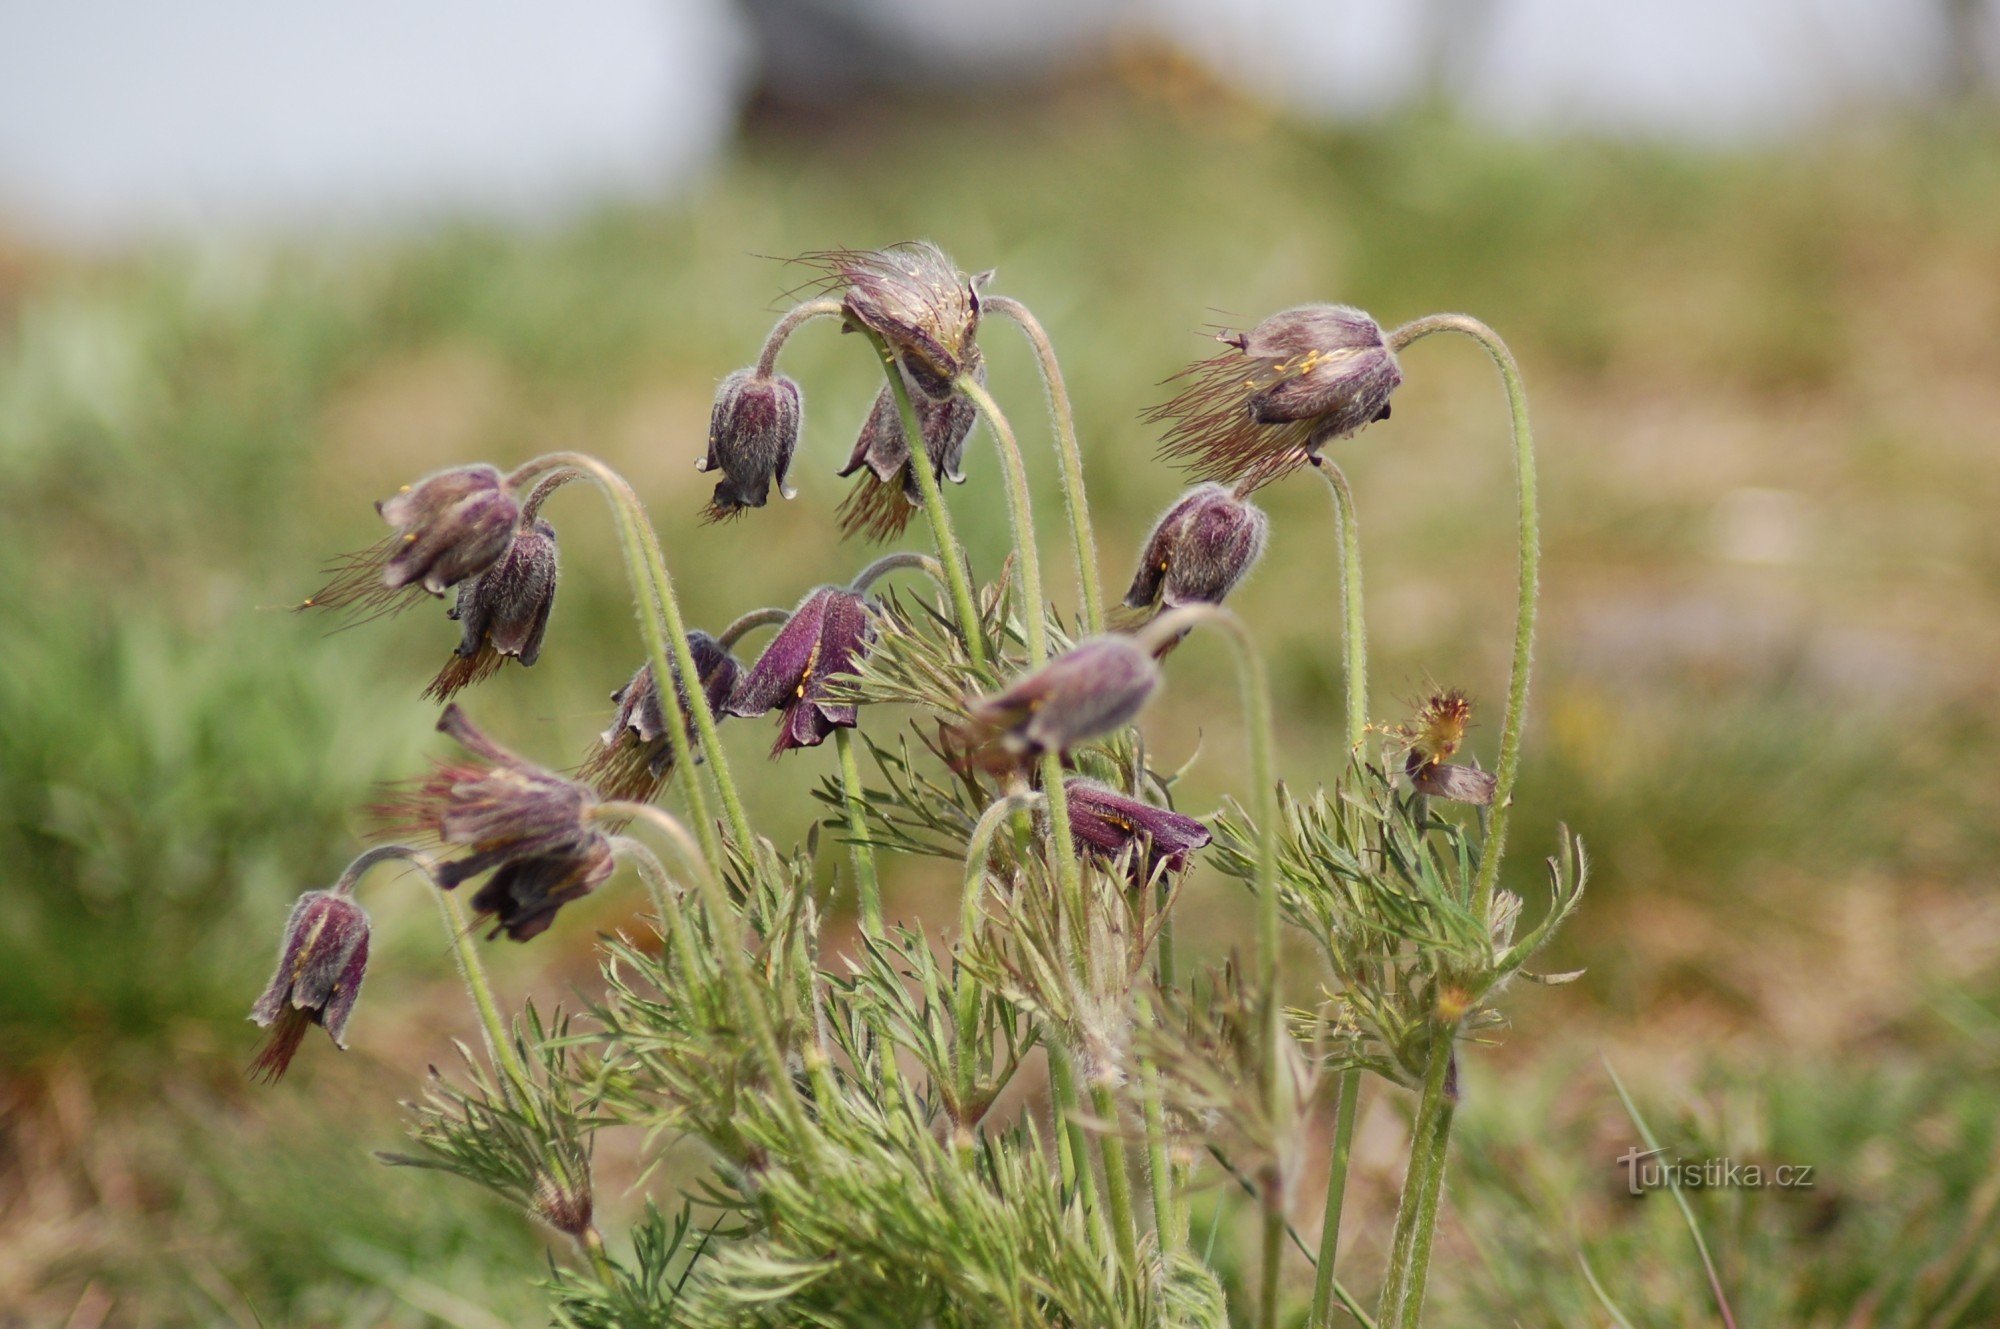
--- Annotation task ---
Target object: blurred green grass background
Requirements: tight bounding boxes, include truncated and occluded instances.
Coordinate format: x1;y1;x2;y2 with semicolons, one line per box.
4;83;1998;1324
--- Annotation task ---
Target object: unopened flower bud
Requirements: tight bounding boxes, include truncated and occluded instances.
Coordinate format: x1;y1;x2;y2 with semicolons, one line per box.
1151;304;1401;490
248;889;371;1082
302;464;522;618
425;519;559;701
1064;779;1212;882
699;368;803;520
1123;483;1268;615
725;587;874;754
966;637;1160;759
581;632;742;802
531;1170;594;1237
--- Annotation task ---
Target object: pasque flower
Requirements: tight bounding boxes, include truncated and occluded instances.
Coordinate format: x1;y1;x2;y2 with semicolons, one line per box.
1150;304;1402;490
1064;779;1212;882
381;705;614;941
835;358;983;541
810;240;988;400
424;518;560;701
303;464;524;618
1398;688;1497;805
965;637;1161;759
725;587;874;754
248;889;371;1081
699;368;803;520
1123;483;1268;617
581;631;743;802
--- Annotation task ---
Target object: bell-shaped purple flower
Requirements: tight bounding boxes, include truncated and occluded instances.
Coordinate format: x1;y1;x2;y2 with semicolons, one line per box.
304;464;522;618
1150;304;1401;490
581;632;743;802
699;368;803;520
1123;483;1269;614
724;587;874;754
248;889;371;1081
1064;779;1212;881
425;518;560;701
967;637;1161;759
835;357;983;542
810;241;988;400
379;705;613;940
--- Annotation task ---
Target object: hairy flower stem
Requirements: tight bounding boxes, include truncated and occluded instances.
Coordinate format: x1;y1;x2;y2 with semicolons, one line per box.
953;374;1050;664
955;794;1040;1122
505;453;750;865
833;728;884;936
754;298;842;378
1090;1080;1144;1283
1311;461;1369;752
983;294;1105;632
433;887;538;1113
598;800;810;1137
849;550;946;595
863;330;991;678
718;606;791;647
1047;1045;1110;1254
1375;1029;1457;1328
1139;604;1283;1328
1308;1071;1362;1328
1384;315;1537;925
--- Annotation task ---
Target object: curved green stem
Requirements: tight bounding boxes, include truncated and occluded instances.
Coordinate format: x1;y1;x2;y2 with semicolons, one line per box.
954;373;1049;666
865;332;990;676
755;299;842;378
1309;1070;1363;1328
717;606;790;648
1311;461;1368;752
1376;1031;1457;1328
849;550;946;595
1385;315;1538;925
954;793;1041;1120
833;728;884;937
1047;1044;1108;1253
983;294;1104;632
1090;1080;1143;1283
607;835;707;1007
432;887;536;1111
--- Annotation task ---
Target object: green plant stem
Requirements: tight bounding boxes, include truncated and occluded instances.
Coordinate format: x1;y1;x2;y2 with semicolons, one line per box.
984;294;1104;632
1047;1045;1107;1251
865;332;990;677
954;373;1049;665
1090;1080;1144;1283
1312;461;1368;752
608;836;707;1005
1385;315;1538;924
1376;1029;1457;1328
834;728;884;936
1137;1055;1179;1254
1139;603;1283;1328
754;298;842;377
597;800;808;1137
849;550;946;595
717;606;790;647
955;793;1040;1121
578;1225;618;1285
432;887;536;1111
1309;1070;1362;1328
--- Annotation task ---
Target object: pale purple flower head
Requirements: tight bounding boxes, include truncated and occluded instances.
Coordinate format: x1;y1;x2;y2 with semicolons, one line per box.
968;637;1161;759
248;889;371;1081
725;587;874;754
813;240;988;400
582;632;743;802
303;464;523;619
699;368;803;520
1064;779;1212;881
426;518;560;701
1123;483;1269;615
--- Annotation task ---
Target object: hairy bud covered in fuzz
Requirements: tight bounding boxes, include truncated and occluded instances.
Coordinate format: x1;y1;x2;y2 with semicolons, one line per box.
1123;483;1269;618
248;889;371;1081
964;637;1160;759
426;518;559;701
810;240;988;400
303;464;523;619
699;368;802;520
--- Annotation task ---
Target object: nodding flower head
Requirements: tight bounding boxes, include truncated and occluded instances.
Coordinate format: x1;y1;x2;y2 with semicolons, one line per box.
1064;779;1212;883
1149;305;1401;491
835;356;982;542
248;889;371;1082
580;632;743;803
724;587;874;754
809;241;988;400
963;637;1161;761
1398;688;1497;805
303;464;522;619
425;519;559;701
1123;483;1269;624
380;705;614;941
699;368;803;521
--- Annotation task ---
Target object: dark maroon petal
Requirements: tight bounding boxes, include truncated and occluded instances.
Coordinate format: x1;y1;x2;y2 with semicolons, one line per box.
249;893;318;1025
838;385;908;483
321;929;370;1047
727;587;834;718
1065;780;1212;872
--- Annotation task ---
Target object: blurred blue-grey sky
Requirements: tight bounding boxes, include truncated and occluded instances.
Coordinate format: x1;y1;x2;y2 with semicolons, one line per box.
0;0;1991;241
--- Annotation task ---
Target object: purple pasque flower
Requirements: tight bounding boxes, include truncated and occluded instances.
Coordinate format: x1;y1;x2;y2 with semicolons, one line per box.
248;889;371;1082
699;368;803;520
379;705;613;941
581;631;743;802
425;518;560;701
835;356;982;542
967;636;1161;759
1123;483;1269;615
1149;304;1401;491
304;464;522;618
1063;779;1212;881
808;240;988;400
724;586;874;754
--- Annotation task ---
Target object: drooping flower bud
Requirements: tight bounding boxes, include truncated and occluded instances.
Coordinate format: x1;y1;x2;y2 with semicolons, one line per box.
424;518;560;701
1150;305;1401;490
302;464;522;618
379;705;614;940
248;889;372;1082
1123;483;1269;615
1064;779;1212;882
1398;688;1497;806
811;241;988;400
580;631;742;802
725;587;874;754
835;356;982;542
965;637;1161;759
698;368;803;520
